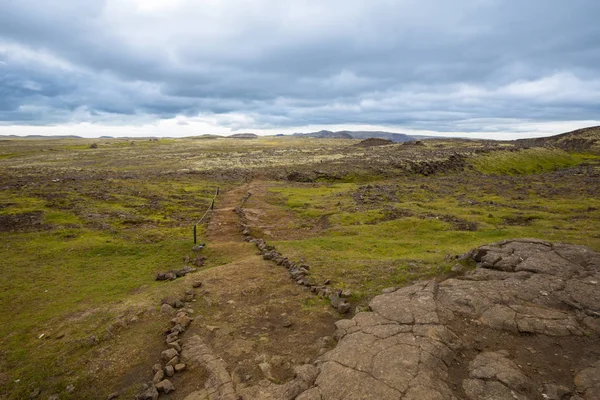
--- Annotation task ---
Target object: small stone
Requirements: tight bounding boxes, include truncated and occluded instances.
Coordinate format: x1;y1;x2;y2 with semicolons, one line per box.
106;392;119;400
48;395;59;400
160;304;173;314
381;287;398;294
451;264;464;272
206;325;219;332
340;289;352;298
164;365;175;377
161;348;179;362
259;362;275;381
166;356;179;367
153;370;164;384
152;363;162;373
173;300;184;308
329;293;342;308
337;302;351;314
282;320;292;328
65;385;75;393
138;382;158;400
165;332;179;344
170;324;185;334
167;341;181;352
174;363;186;373
29;388;41;398
543;383;571;400
324;279;331;285
192;281;203;288
155;379;175;394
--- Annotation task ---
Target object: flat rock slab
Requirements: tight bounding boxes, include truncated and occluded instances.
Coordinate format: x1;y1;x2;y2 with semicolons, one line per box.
295;239;600;400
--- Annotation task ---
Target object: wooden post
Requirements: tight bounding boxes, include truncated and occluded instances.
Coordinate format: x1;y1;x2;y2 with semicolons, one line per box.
193;225;197;244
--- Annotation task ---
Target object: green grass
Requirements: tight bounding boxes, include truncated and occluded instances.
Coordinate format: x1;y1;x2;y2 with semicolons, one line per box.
469;148;581;175
0;171;223;398
266;160;600;303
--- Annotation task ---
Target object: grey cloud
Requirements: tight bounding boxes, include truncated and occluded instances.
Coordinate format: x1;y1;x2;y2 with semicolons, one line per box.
0;0;599;134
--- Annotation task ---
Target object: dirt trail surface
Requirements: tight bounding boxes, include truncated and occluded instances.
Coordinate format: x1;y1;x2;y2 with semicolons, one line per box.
158;185;336;399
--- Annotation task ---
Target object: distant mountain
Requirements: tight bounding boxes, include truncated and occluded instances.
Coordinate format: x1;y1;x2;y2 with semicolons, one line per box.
292;130;428;142
516;126;600;154
0;135;83;139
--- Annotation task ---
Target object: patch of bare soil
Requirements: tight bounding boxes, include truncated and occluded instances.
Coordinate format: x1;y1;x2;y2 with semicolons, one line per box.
0;211;47;232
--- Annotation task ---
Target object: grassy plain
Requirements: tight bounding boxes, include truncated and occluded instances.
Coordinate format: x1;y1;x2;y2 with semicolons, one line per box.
0;135;599;398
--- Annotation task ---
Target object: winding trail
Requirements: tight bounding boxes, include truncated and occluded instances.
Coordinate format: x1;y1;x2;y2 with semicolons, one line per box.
166;183;336;400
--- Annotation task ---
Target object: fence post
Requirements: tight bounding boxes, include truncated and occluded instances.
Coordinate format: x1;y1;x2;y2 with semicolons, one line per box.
193;225;197;244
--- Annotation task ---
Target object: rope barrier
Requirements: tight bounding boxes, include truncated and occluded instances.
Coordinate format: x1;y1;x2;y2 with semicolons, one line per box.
193;187;219;244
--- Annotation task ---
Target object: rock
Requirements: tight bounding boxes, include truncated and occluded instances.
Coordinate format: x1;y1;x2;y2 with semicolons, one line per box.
329;293;342;308
192;281;203;288
106;392;119;400
543;383;571;400
165;332;179;344
574;361;600;399
336;302;351;314
451;264;464;272
153;370;164;384
152;363;162;373
166;356;179;367
464;351;532;399
171;324;186;334
173;300;184;309
259;362;276;382
161;348;179;362
138;382;158;400
174;363;186;373
29;388;41;398
381;287;398;294
48;395;59;400
340;290;352;298
65;385;74;393
168;341;181;352
164;365;174;377
155;379;175;394
160;304;173;314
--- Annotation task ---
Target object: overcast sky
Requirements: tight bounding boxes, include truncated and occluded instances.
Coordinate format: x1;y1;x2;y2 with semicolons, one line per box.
1;0;599;139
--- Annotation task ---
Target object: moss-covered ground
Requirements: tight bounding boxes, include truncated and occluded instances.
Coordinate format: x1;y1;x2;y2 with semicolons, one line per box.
0;135;598;398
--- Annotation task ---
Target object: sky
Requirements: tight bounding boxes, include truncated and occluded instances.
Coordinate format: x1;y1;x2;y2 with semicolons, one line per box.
1;0;599;139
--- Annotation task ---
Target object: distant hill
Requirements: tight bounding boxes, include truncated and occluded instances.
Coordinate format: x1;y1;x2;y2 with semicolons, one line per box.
229;133;258;139
292;130;428;142
516;126;600;154
190;134;223;140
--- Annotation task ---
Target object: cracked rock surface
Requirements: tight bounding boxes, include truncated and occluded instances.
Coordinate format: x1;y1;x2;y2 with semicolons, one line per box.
296;239;600;400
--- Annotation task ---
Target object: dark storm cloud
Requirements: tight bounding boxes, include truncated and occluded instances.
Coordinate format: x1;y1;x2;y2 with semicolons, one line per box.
1;0;599;133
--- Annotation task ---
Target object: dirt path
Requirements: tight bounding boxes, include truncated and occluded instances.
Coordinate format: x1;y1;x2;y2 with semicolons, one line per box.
163;183;337;399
